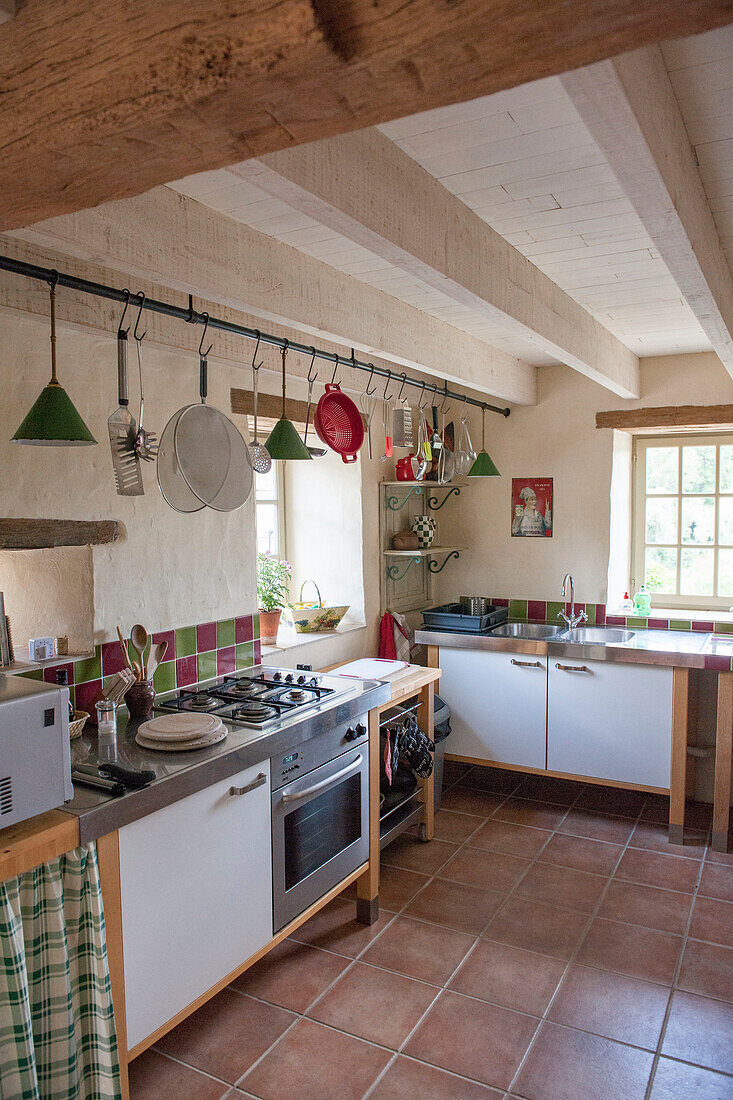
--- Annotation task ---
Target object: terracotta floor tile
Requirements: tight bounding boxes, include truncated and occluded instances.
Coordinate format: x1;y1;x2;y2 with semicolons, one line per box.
689;896;733;948
381;834;458;875
648;1056;733;1099
439;845;530;894
575;785;648;817
361;915;474;985
155;989;294;1084
231;940;349;1013
598;880;693;935
369;1055;503;1099
699;860;733;903
441;785;508;817
678;939;733;1002
378;864;430;912
470;818;551;859
705;843;733;866
306;961;437;1047
129;1050;228;1100
404;877;505;935
289;897;393;958
641;793;672;824
615;847;701;893
513;774;584;805
559;808;636;845
491;797;568;830
459;766;523;795
242;1017;390;1100
431;809;484;844
483;897;589;960
662;991;733;1074
630;820;708;859
576;918;683;985
404;989;538;1091
514;1021;654;1100
442;760;474;788
547;963;669;1049
539;833;622;876
514;862;608;913
449;938;565;1016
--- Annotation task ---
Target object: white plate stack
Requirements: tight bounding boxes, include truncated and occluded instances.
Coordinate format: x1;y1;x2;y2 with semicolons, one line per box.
136;712;227;752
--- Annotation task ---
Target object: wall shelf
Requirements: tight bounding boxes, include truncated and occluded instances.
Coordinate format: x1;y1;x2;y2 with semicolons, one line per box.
383;547;464;581
383;547;465;557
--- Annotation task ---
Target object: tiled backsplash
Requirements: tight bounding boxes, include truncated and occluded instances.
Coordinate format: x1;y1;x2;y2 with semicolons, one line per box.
20;614;261;713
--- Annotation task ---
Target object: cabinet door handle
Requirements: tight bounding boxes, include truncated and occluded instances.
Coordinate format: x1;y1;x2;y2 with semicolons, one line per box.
555;662;590;673
229;772;268;796
511;659;542;668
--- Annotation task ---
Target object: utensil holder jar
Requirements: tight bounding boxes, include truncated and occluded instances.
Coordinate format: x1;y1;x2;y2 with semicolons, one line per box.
124;679;155;720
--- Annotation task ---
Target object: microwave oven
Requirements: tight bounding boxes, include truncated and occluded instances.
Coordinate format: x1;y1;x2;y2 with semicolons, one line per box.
0;673;73;829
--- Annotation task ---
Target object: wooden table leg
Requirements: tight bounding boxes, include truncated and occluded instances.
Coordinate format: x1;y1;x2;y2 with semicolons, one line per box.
713;672;733;853
97;830;129;1100
417;682;435;842
356;708;381;924
669;668;689;846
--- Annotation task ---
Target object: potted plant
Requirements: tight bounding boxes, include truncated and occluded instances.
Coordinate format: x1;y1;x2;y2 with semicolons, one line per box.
257;553;292;644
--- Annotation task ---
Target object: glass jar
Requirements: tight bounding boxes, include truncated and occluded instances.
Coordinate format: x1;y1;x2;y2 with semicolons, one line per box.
95;699;117;736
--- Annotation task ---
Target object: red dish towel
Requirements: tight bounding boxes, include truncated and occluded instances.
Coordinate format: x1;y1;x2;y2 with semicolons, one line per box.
378;612;397;659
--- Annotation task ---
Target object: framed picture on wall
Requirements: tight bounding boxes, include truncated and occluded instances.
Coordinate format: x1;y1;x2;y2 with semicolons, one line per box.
511;478;553;537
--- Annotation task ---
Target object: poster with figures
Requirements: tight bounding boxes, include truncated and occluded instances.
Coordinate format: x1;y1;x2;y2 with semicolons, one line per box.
511;478;553;537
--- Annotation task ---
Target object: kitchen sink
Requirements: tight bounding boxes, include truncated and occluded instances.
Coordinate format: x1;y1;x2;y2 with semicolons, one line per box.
491;622;566;639
560;627;635;644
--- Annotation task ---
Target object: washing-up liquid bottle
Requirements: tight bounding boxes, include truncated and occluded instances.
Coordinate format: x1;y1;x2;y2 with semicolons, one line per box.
633;584;652;617
621;592;634;612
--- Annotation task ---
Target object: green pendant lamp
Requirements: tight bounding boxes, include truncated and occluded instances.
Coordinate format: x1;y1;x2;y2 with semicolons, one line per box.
12;279;96;446
265;346;312;461
467;407;500;477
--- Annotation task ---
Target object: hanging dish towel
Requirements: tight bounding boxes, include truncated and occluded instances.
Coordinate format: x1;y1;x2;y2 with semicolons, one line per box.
378;612;397;659
383;729;393;786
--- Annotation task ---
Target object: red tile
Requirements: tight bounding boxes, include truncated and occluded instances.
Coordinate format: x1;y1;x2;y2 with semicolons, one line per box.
378;865;430;911
528;600;546;621
606;615;626;627
361;916;474;985
689;895;733;947
515;1021;654;1100
216;646;235;675
615;848;701;893
630;819;708;858
404;989;538;1091
692;620;715;632
647;618;670;630
43;661;75;685
492;798;569;829
231;939;349;1012
514;862;608;912
253;638;262;663
678;939;733;1002
539;833;622;876
662;991;733;1073
704;654;733;672
235;615;254;644
74;678;102;717
128;1049;227;1100
471;818;551;859
151;629;175;661
598;880;692;935
175;655;197;687
560;808;636;845
483;897;589;960
370;1056;502;1099
102;639;127;676
431;809;483;844
548;963;669;1049
576;918;682;985
492;597;509;608
649;1057;733;1099
439;845;530;894
596;603;607;626
699;861;733;903
450;938;565;1016
404;878;504;935
196;621;217;653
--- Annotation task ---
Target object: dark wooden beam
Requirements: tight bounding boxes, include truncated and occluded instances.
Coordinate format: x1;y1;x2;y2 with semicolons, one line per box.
1;1;731;230
596;404;733;432
0;519;119;549
231;388;309;427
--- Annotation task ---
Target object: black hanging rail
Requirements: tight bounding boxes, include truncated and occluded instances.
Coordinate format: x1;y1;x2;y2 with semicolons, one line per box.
0;253;510;418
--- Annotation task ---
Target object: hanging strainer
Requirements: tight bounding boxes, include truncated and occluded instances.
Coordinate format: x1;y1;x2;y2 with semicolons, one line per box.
249;337;271;473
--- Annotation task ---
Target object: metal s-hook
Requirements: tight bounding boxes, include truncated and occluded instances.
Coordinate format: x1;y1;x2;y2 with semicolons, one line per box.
251;330;263;371
307;346;318;384
198;312;213;359
329;357;340;386
117;288;131;336
417;381;428;410
133;293;147;342
440;385;451;415
364;364;377;396
383;371;395;401
396;372;408;402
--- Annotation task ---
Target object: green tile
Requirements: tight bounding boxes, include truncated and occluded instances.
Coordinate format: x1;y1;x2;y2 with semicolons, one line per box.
19;668;43;680
175;625;197;658
670;619;692;631
236;642;254;669
74;646;102;684
197;650;217;682
546;601;564;622
509;598;527;620
626;617;650;629
253;614;261;640
217;618;235;649
713;622;733;635
153;661;176;695
585;603;596;625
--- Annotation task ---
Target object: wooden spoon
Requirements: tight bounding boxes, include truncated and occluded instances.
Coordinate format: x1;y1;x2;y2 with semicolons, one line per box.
130;623;149;679
147;640;168;680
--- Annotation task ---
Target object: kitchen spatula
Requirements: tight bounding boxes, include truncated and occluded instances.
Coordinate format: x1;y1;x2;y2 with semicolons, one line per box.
108;328;144;495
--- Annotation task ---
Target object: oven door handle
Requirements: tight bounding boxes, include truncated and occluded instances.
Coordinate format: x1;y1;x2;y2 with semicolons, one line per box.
281;754;364;803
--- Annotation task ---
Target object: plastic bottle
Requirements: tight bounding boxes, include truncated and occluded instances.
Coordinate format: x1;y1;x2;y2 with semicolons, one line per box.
633;584;652;617
621;592;634;612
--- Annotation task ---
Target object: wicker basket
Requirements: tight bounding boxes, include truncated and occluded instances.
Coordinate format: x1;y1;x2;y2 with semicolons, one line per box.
287;579;349;634
69;710;90;740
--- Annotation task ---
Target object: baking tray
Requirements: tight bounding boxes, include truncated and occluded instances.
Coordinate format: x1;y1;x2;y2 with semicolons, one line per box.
421;602;509;633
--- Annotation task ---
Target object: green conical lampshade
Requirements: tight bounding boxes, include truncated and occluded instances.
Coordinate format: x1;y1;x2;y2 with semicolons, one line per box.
12;380;96;446
265;418;312;460
467;408;500;477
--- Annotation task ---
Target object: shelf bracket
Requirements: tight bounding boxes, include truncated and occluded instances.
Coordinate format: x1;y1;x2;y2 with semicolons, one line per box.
427;486;461;510
387;556;422;582
427;550;460;574
386;486;423;511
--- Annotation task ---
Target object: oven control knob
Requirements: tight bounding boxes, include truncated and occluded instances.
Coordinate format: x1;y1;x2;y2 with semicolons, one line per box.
273;672;283;682
355;723;367;737
344;727;359;742
309;676;319;687
297;675;306;685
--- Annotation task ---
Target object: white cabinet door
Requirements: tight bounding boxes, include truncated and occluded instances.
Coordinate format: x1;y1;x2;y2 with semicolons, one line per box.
547;659;673;788
437;647;547;769
119;761;272;1050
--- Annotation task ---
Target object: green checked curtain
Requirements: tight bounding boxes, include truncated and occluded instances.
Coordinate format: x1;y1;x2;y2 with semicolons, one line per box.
0;843;121;1100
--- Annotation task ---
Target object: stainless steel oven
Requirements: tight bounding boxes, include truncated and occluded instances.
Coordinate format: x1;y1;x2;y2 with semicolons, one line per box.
271;715;369;932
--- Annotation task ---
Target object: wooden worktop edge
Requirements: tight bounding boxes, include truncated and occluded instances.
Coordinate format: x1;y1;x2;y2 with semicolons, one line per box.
0;809;80;881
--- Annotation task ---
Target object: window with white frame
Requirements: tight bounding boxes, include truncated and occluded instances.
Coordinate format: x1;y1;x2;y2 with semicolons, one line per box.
632;433;733;611
255;465;286;557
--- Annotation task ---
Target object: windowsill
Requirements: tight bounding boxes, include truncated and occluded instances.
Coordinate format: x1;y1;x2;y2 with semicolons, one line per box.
261;621;367;656
607;606;733;623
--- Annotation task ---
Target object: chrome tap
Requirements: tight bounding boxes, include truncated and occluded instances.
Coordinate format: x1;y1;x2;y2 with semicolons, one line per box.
558;573;588;631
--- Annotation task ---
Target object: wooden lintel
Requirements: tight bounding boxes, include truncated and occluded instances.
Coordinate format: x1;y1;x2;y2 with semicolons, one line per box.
230;389;309;426
0;518;119;550
596;405;733;432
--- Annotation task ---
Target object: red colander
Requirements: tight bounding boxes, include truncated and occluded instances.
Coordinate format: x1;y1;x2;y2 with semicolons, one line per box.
314;384;365;463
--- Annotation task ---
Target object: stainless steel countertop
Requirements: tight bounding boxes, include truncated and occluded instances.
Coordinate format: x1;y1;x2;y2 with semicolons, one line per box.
415;625;713;669
66;674;391;843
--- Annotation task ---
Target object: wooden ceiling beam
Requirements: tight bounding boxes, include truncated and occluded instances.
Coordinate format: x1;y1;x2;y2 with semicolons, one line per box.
236;129;641;398
596;404;733;431
562;46;733;381
0;2;731;231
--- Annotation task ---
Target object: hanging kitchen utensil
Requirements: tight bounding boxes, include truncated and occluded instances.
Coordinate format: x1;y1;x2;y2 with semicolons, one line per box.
438;408;455;485
382;374;394;459
266;344;312;460
454;412;476;477
248;333;272;473
157;406;206;513
467;407;501;478
430;405;443;453
359;366;378;461
108;292;144;496
314;361;364;463
392;375;413;449
131;296;158;462
302;349;327;457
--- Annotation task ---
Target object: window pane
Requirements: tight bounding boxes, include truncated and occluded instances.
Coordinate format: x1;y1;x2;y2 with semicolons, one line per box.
645;547;677;593
680;548;714;596
256;467;278;500
645;497;677;544
718;549;733;598
256;503;279;555
681;497;714;544
682;445;715;493
645;447;678;494
720;498;733;545
721;446;733;494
